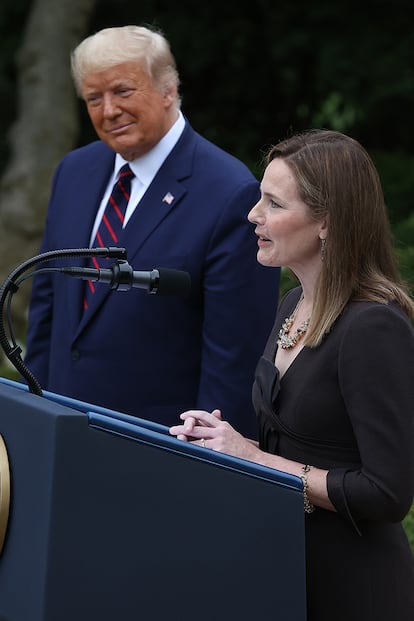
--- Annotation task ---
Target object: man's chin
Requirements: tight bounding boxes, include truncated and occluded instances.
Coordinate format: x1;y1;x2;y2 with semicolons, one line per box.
103;136;140;160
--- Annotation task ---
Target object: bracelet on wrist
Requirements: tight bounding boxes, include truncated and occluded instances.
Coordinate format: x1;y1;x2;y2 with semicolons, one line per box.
300;464;315;514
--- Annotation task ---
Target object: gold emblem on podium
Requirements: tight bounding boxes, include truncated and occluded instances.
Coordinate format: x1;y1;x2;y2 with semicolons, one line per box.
0;433;10;555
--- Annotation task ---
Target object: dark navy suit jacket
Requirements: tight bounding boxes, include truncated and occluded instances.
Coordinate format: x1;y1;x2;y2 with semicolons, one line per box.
25;121;280;436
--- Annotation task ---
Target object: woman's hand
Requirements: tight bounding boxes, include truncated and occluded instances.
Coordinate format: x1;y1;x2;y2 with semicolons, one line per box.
170;408;222;442
170;409;259;461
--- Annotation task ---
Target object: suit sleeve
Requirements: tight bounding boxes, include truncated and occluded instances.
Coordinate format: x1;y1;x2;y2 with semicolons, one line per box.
327;304;414;527
24;235;54;388
24;164;64;387
196;179;280;438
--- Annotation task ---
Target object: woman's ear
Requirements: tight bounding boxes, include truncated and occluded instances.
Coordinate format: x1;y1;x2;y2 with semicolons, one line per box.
319;218;328;240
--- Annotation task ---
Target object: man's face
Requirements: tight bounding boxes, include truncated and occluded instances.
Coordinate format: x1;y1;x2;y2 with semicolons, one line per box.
81;60;178;161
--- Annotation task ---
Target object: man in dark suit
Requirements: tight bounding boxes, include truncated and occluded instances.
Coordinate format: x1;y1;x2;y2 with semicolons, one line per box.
25;25;279;436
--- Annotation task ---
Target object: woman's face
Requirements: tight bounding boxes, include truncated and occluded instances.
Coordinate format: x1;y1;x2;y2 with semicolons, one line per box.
248;158;326;274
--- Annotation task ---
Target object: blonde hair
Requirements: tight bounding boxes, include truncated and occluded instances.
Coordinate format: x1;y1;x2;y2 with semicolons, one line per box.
71;25;180;103
267;130;414;346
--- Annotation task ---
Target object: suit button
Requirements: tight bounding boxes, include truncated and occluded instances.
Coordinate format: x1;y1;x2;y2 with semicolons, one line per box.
71;349;80;361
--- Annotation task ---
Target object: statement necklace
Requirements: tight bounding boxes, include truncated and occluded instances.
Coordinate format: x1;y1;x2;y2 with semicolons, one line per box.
277;295;310;350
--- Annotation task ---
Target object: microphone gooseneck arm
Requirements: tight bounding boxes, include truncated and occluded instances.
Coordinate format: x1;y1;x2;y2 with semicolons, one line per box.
0;247;127;396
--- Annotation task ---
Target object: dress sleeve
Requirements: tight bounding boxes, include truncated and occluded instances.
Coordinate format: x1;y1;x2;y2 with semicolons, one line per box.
327;303;414;527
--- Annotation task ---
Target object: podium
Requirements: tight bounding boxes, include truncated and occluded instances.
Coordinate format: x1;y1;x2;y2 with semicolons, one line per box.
0;377;306;621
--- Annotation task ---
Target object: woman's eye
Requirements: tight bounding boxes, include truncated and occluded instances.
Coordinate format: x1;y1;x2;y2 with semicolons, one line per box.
270;200;282;209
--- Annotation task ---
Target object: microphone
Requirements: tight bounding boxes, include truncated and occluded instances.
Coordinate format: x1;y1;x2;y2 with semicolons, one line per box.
60;260;191;296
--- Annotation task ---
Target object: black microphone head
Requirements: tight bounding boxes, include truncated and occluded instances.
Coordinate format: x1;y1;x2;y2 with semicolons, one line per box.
156;268;191;296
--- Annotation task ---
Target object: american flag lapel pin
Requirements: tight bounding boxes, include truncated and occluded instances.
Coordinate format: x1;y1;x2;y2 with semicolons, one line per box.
162;191;175;205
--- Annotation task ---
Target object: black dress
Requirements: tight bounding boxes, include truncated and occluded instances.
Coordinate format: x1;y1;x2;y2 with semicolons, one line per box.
252;287;414;621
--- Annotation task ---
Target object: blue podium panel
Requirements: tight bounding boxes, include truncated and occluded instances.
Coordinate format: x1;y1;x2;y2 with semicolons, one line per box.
0;379;306;621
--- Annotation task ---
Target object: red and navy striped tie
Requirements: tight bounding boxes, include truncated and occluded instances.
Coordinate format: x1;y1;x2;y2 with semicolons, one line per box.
84;164;134;310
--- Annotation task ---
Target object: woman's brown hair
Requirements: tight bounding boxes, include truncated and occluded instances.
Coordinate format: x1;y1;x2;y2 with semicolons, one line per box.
267;130;414;346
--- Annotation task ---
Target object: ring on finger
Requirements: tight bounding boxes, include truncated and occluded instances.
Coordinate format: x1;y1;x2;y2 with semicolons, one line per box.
200;438;206;448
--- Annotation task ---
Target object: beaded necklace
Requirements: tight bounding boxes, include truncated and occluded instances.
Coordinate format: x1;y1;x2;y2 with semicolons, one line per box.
277;295;310;350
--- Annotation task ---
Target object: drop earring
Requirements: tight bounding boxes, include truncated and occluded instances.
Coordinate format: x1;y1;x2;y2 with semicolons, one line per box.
321;238;326;261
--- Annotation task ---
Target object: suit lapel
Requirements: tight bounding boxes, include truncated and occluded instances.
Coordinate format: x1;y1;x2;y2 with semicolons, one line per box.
121;124;194;265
